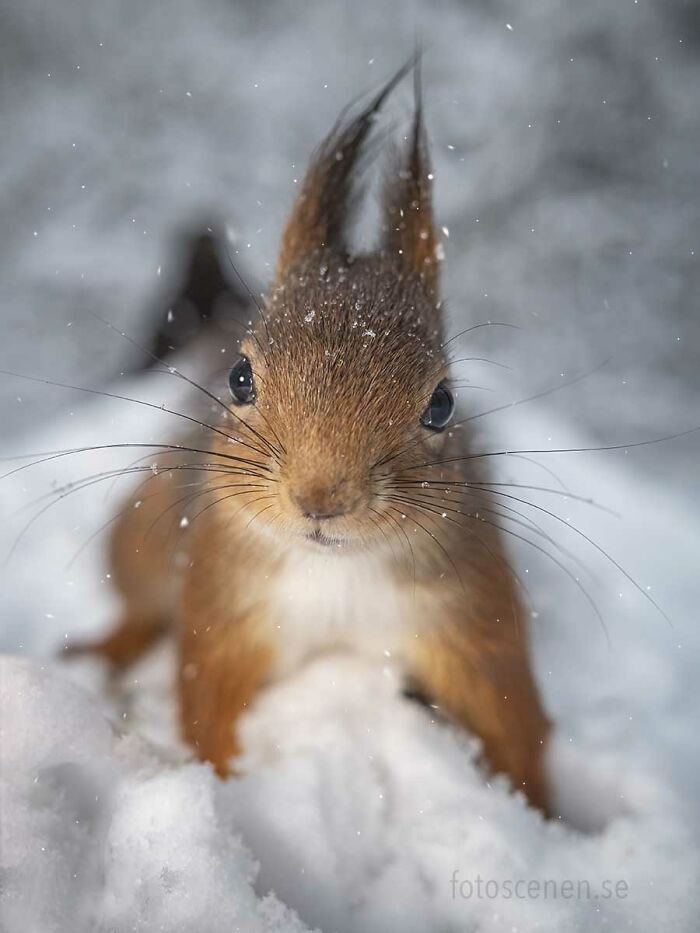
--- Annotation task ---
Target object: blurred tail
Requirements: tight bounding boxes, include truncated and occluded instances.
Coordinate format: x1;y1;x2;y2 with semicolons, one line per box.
137;223;255;368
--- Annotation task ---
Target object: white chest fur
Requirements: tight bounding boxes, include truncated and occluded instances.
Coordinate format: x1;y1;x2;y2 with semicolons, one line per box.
265;548;411;675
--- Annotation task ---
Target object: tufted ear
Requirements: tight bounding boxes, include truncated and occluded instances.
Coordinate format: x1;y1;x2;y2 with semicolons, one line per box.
381;65;440;298
276;62;412;279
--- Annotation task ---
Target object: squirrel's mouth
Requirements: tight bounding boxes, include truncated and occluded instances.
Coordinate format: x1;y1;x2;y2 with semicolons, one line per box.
305;528;347;549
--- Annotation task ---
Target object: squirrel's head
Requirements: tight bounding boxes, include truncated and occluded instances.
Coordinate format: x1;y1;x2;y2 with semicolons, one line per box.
223;65;457;556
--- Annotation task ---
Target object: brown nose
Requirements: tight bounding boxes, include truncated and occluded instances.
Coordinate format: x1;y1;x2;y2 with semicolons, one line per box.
292;481;357;520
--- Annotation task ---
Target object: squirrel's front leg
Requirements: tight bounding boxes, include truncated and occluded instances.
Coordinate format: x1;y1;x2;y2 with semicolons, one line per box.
408;606;552;814
177;603;273;776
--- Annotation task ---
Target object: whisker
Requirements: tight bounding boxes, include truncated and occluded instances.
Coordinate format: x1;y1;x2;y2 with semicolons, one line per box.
69;472;239;569
461;484;670;625
16;462;266;515
220;400;286;464
6;464;267;562
388;490;593;581
448;356;512;371
468;511;609;644
441;321;521;350
66;510;125;570
387;505;466;593
1;441;271;483
69;472;225;565
0;368;273;464
456;357;612;429
218;250;292;459
221;245;272;352
448;384;495;392
389;491;606;640
85;308;282;461
380;494;543;629
492;452;572;493
382;506;417;594
400;423;700;472
380;359;619;474
367;506;400;561
100;447;215;500
396;479;615;514
372;424;425;469
241;499;276;532
145;481;268;537
182;485;275;528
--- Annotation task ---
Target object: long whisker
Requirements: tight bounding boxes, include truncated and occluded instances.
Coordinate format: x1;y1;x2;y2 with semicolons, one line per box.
460;484;669;625
387;505;467;593
382;506;417;594
6;463;265;561
479;452;572;492
85;308;282;461
408;493;531;627
401;423;700;472
455;357;612;429
100;447;219;500
241;499;276;532
396;479;616;514
388;490;593;581
441;321;521;350
384;495;525;628
145;481;269;537
448;356;512;371
391;488;552;543
0;368;273;463
221;244;272;352
1;441;271;483
470;511;609;643
67;472;252;568
66;511;124;569
378;364;614;474
67;473;223;566
366;507;400;562
389;493;607;641
13;462;266;512
218;249;292;459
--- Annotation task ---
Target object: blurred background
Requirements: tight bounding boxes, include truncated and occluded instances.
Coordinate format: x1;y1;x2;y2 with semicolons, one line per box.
1;0;699;475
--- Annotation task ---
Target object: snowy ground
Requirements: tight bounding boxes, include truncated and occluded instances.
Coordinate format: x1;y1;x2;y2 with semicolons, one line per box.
1;364;699;932
2;0;700;930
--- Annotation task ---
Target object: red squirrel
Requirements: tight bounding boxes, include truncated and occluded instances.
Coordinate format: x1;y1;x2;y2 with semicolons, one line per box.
70;65;552;812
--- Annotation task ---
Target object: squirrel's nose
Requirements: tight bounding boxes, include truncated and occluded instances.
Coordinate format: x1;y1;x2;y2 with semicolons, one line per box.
292;481;357;520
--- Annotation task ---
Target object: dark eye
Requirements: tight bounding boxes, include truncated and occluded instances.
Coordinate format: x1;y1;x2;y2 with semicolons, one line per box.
420;382;454;431
228;356;256;405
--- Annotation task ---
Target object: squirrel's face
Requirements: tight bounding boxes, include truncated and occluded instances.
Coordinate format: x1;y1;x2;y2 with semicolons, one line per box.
218;64;453;555
224;254;454;553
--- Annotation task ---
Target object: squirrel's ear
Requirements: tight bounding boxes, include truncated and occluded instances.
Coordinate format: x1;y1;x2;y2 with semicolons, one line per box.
382;66;440;298
276;62;411;279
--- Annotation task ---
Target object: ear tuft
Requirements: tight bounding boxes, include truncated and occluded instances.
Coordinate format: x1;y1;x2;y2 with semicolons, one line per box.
276;60;414;279
382;62;440;297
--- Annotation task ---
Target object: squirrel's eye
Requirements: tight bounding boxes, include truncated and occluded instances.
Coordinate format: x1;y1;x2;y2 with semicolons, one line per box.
420;382;454;431
228;356;256;405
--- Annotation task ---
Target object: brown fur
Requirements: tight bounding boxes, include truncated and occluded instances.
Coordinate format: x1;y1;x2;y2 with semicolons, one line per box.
70;66;552;813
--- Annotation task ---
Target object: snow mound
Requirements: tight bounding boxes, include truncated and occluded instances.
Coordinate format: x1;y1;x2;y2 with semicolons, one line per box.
0;656;313;933
2;646;699;932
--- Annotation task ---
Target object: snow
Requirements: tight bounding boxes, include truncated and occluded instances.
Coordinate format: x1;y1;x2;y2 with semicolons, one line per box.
1;367;699;932
0;658;311;933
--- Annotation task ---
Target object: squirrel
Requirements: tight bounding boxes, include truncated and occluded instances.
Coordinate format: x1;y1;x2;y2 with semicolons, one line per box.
68;63;552;813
